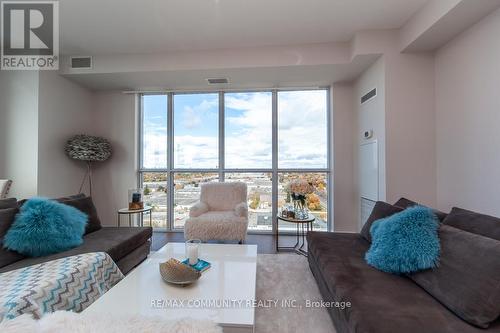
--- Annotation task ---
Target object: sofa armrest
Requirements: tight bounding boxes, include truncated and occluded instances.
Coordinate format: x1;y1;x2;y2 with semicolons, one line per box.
189;202;209;218
234;202;248;218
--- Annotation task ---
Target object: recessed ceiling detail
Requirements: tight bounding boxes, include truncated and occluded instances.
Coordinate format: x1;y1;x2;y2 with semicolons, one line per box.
59;0;429;55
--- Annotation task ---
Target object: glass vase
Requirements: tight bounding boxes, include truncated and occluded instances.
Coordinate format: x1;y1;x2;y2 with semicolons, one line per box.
185;239;202;265
128;188;144;210
292;197;308;219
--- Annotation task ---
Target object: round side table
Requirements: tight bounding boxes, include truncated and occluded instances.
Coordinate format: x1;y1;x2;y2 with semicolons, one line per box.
118;206;153;227
276;214;315;256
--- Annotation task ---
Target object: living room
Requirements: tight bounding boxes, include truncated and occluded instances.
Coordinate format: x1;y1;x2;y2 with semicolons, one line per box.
1;0;500;332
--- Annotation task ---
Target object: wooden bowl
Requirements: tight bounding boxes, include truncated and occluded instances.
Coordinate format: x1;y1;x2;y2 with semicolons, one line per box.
159;258;201;286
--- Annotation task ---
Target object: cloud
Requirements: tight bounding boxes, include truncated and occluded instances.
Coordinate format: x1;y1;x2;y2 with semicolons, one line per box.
182;106;202;129
225;91;328;169
143;133;167;168
224;93;273;168
143;91;328;169
175;135;218;168
277;91;328;168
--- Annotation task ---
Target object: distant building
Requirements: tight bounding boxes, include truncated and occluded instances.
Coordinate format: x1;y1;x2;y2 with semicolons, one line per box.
256;214;271;226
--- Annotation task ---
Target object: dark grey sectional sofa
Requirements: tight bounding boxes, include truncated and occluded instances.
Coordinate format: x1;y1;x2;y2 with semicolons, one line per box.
308;199;500;333
0;195;152;275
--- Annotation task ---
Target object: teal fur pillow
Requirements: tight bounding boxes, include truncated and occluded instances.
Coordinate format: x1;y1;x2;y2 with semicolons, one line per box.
365;205;440;274
4;197;87;257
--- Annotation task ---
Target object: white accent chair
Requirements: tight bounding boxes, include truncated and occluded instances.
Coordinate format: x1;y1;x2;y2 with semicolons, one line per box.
0;180;12;199
184;182;248;243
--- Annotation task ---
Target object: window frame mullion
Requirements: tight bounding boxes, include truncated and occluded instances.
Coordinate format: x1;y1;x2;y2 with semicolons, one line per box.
271;90;278;236
167;92;174;231
218;91;225;182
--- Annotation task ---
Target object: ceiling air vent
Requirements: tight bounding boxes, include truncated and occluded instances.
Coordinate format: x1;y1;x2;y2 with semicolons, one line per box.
207;78;229;84
70;56;93;69
361;88;377;104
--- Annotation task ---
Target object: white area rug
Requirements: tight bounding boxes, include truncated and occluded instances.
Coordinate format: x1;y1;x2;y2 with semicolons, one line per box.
255;254;336;333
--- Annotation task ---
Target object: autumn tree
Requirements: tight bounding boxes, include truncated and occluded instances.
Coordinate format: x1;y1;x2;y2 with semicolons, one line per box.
249;193;261;210
307;193;321;211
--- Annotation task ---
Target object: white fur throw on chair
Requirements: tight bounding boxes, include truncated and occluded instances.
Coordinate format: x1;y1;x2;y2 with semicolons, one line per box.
0;311;222;333
184;182;248;242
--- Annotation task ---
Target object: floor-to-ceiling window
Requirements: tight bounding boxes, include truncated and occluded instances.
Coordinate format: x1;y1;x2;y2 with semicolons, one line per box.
277;90;329;231
139;89;330;232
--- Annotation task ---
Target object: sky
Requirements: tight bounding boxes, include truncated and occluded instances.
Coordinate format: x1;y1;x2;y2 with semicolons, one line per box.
142;90;328;169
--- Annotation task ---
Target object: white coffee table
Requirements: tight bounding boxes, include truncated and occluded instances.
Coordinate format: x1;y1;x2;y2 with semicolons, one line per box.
85;243;257;333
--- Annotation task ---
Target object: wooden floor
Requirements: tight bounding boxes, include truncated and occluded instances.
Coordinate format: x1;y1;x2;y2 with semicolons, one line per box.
152;232;305;254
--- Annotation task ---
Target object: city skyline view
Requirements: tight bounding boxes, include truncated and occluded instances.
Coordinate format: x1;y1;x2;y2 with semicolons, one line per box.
142;172;327;231
140;90;329;232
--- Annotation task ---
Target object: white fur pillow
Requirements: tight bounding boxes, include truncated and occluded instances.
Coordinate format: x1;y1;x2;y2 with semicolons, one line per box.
234;202;248;217
0;311;222;333
189;201;209;218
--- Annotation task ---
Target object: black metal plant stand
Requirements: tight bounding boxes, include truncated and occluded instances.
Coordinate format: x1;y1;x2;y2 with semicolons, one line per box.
276;215;315;256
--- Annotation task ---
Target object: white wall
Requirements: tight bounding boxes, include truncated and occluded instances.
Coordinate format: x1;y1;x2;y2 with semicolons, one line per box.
352;57;387;229
0;71;39;199
0;71;96;200
351;39;436;227
435;7;500;216
332;83;357;231
354;57;387;202
91;92;137;226
384;51;436;206
37;71;96;198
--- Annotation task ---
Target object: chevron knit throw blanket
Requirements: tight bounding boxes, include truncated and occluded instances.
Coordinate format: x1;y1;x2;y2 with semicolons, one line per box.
0;252;123;321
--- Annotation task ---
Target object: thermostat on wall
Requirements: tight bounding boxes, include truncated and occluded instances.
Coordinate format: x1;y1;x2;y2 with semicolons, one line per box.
363;130;373;139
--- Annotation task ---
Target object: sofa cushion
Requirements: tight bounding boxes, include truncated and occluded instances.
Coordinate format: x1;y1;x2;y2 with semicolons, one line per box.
443;207;500;241
410;225;500;328
0;247;25;269
0;227;152;273
307;231;490;333
57;196;102;234
55;193;86;202
115;241;151;275
0;207;26;268
0;207;18;242
394;197;448;222
360;201;403;242
75;227;152;262
365;206;440;274
17;194;86;209
4;198;88;257
15;195;99;235
0;198;17;209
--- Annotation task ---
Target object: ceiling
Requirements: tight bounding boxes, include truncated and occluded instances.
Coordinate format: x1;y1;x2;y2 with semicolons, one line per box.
62;55;379;91
60;0;429;55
